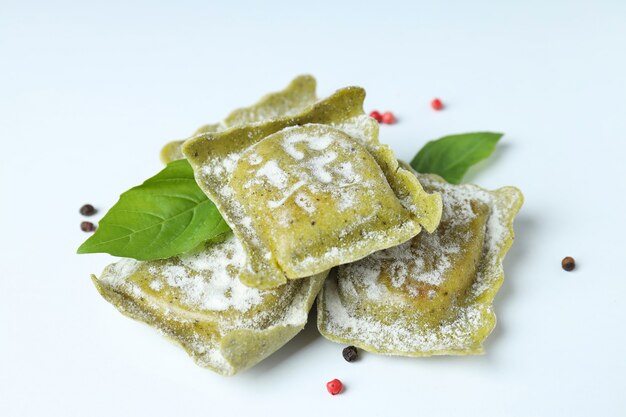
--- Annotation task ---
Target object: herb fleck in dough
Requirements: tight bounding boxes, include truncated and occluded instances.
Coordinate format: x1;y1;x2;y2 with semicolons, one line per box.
317;173;523;356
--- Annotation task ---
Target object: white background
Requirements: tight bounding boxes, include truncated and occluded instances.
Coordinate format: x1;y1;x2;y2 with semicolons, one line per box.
1;1;625;416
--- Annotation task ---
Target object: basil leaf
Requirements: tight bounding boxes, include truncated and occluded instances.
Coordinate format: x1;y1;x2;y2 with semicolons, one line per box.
410;132;502;184
77;159;230;260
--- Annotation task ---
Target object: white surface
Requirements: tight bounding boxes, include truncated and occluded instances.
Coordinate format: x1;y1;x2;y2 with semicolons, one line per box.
1;1;625;416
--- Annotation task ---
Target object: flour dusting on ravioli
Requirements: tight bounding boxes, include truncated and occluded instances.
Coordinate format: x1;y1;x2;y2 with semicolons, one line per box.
231;124;426;281
160;75;318;164
183;86;442;289
93;234;326;376
317;174;523;356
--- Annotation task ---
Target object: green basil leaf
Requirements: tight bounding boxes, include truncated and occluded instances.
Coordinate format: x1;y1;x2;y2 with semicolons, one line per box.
410;132;502;184
77;159;230;260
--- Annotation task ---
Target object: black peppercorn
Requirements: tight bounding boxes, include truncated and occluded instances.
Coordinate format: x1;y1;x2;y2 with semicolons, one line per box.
562;256;575;271
81;221;96;232
342;345;358;362
79;204;96;216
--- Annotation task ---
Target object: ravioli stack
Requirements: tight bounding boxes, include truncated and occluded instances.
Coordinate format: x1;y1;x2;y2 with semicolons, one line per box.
93;76;522;375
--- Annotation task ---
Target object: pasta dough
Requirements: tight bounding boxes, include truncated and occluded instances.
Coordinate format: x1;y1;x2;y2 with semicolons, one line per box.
317;173;523;356
182;87;442;289
160;75;317;164
93;234;327;376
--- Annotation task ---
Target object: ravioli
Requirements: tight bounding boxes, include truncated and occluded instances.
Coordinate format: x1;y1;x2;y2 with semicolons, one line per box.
92;234;327;376
182;87;442;289
160;75;318;164
317;173;523;356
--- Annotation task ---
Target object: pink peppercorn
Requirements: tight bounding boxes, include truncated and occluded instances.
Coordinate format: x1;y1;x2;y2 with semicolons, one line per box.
381;111;396;124
326;378;343;395
369;110;383;122
431;98;444;111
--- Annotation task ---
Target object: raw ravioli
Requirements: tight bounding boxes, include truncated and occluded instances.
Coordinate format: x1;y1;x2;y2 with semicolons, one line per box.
317;173;523;356
160;75;317;164
182;87;442;289
92;234;327;376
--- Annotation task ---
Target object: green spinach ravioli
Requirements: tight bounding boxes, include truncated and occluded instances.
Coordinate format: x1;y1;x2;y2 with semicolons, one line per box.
160;75;318;164
93;234;326;376
86;75;524;377
183;86;442;289
317;173;523;356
